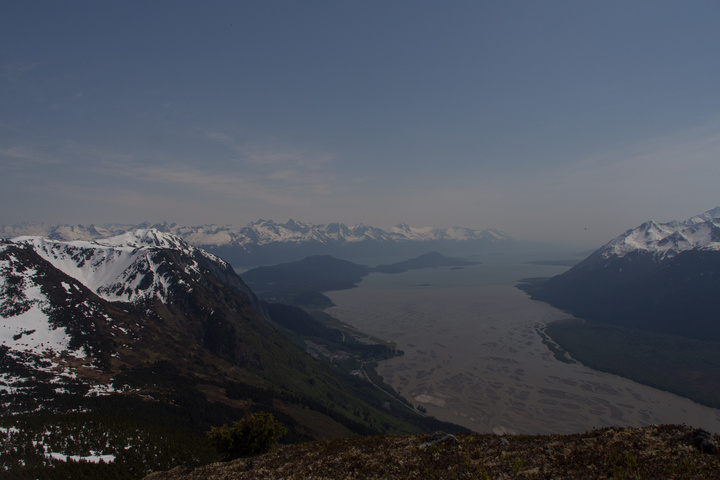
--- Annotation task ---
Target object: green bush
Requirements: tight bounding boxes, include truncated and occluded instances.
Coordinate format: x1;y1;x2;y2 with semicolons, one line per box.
207;412;288;460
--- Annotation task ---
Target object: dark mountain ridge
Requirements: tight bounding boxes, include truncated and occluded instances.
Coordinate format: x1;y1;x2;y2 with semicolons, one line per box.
521;207;720;342
0;231;460;478
525;249;720;341
374;251;480;273
241;252;481;306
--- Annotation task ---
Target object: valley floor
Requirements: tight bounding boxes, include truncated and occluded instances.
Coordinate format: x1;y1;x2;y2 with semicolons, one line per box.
325;281;720;434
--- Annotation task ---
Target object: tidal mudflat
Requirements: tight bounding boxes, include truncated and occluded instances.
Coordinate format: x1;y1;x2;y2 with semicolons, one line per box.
325;262;720;434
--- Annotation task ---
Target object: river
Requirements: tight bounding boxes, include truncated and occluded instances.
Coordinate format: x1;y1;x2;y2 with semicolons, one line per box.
325;251;720;434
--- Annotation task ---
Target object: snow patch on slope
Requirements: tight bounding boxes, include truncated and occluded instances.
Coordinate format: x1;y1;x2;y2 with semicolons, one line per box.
11;229;216;304
0;246;77;356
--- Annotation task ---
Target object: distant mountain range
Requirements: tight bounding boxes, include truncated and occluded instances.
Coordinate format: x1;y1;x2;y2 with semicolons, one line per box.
0;220;514;266
0;229;457;476
521;206;720;341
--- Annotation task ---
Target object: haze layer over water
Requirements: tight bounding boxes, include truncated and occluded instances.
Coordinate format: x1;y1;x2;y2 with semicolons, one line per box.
326;251;720;434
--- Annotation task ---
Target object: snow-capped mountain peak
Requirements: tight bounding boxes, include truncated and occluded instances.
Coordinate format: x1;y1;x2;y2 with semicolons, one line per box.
2;220;511;248
1;220;515;265
11;229;224;304
600;207;720;260
687;206;720;224
96;228;190;250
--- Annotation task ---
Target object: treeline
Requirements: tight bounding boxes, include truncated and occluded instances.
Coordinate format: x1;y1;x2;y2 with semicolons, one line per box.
263;301;399;361
0;412;216;479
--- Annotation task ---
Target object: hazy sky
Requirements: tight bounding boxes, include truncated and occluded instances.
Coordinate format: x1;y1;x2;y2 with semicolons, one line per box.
2;1;720;247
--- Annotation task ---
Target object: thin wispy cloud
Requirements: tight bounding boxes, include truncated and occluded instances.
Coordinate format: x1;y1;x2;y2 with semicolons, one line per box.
492;118;720;240
128;161;344;203
241;147;334;170
42;183;224;224
2;133;348;205
0;144;65;168
568;119;720;178
206;130;335;170
44;136;349;210
2;62;37;82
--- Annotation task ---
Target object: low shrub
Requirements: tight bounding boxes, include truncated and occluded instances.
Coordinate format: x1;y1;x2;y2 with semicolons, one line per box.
207;412;288;460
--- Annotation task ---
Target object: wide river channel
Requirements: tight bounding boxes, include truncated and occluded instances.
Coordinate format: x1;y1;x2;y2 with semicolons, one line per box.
324;250;720;434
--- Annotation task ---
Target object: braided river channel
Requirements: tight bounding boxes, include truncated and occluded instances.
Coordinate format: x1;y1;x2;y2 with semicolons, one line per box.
324;250;720;434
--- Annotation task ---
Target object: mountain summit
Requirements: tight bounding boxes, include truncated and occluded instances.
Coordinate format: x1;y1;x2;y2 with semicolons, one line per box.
596;207;720;261
521;206;720;341
0;228;277;410
11;229;248;304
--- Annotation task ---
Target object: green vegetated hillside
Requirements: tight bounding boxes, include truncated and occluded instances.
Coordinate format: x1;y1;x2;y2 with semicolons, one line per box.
521;250;720;342
242;255;371;298
518;248;720;410
0;240;462;479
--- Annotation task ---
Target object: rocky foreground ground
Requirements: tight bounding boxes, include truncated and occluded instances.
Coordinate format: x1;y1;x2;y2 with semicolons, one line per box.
145;424;718;479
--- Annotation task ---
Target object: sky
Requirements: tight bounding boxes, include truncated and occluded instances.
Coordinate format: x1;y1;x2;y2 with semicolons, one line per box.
2;1;720;248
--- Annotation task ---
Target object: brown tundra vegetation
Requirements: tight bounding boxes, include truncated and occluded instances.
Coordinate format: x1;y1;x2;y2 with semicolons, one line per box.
145;424;719;480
